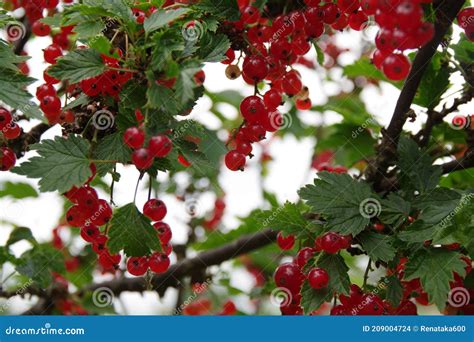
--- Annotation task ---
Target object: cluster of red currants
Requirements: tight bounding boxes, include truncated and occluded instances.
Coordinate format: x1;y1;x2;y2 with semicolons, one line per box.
80;54;133;99
0;108;20;173
123;124;173;170
369;0;436;80
126;199;173;276
458;7;474;41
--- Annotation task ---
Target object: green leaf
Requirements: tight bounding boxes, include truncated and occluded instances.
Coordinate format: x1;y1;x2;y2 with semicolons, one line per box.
16;244;65;288
73;20;104;39
144;8;189;34
380;193;411;228
13;135;92;193
48;49;106;84
198;33;230;62
313;94;375;126
384;274;403;306
194;0;240;21
357;231;396;263
397;137;442;194
147;82;179;114
108;203;162;256
452;34;474;64
413;52;450;109
7;227;36;247
343;57;402;88
175;63;202;103
312;41;324;65
404;248;466;310
0;181;38;199
93;132;132;176
81;0;135;23
256;202;311;238
299;172;379;235
150;30;185;71
0;67;43;121
301;254;350;314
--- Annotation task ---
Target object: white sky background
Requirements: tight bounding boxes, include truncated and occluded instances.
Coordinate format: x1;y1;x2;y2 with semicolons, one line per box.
0;10;472;315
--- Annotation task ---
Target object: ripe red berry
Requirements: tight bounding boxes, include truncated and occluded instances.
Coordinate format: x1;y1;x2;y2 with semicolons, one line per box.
154;222;172;244
32;21;51;36
277;232;295;250
127;256;149;276
132;148;154;170
36;83;56;100
235;140;253;156
263;89;283;110
43;44;63;64
319;232;343;254
80;225;100;243
308;268;329;289
241;6;260;25
148;252;170;273
0;147;16;171
40;95;62;119
44;68;60;84
3;122;21;140
222;48;236;65
296;247;315;268
242;55;269;82
123;126;145;149
240;96;266;123
194;70;206;85
382;53;411;81
143;199;167;221
225;150;246;171
274;262;304;293
66;205;87;227
282;71;303;96
93;199;113;226
0;108;12;130
348;10;368;31
148;135;173;157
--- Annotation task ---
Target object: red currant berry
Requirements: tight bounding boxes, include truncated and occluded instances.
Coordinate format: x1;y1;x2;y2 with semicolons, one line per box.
308;268;329;289
235;140;253;156
0;108;12;130
80;225;100;243
296;247;315;268
194;70;206;85
225;150;246;171
264;89;283;110
43;44;63;64
320;232;343;254
3;122;21;140
276;232;295;250
132;148;154;170
242;55;269;82
123;126;145;149
148;252;170;273
154;221;172;244
143;199;167;221
148;135;173;158
240;96;266;123
36;83;56;100
32;21;51;36
274;262;304;293
382;53;411;81
0;147;16;171
241;6;260;25
127;256;149;276
40;95;62;118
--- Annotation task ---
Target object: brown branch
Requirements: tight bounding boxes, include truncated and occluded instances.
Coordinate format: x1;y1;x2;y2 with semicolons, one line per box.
7;123;50;158
366;0;467;190
79;228;277;297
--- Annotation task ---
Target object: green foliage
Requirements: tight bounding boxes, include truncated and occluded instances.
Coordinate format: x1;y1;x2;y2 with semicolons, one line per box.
0;181;38;199
144;8;189;34
93;132;132;176
48;49;107;84
357;231;396;263
13;135;92;193
108;203;162;256
6;227;36;247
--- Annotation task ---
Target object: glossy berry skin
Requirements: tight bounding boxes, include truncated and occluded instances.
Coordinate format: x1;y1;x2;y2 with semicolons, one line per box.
94;199;113;226
66;205;87;227
236;140;253;156
32;21;51;36
123;127;145;149
274;262;304;294
263;89;282;110
240;96;266;123
3;122;21;140
127;256;149;276
242;55;269;82
154;221;172;244
40;95;62;120
277;232;295;250
148;252;170;273
225;150;246;171
241;6;260;25
43;44;63;64
308;268;329;289
148;135;173;157
36;83;56;100
144;199;167;221
319;232;343;254
382;54;411;81
80;225;100;243
0;147;16;171
132;148;154;170
0;108;12;130
296;247;314;268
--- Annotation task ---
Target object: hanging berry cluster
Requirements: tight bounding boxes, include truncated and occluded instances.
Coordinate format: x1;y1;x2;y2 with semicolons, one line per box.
127;199;172;276
0;107;19;172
